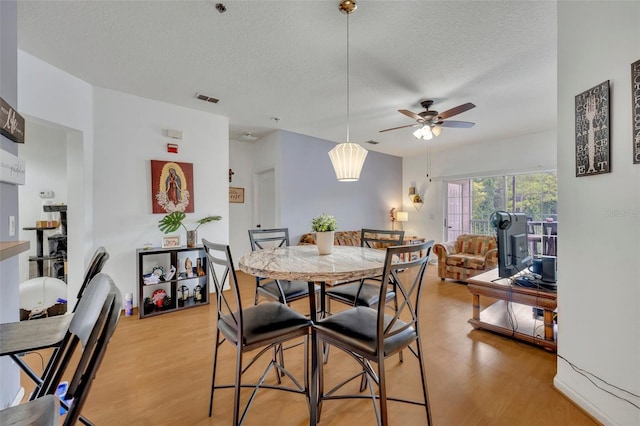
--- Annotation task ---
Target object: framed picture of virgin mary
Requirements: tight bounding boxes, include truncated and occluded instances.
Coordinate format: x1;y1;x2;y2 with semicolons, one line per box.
151;160;194;213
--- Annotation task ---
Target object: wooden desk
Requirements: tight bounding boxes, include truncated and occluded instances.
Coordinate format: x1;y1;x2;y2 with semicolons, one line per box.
467;268;557;351
238;245;387;426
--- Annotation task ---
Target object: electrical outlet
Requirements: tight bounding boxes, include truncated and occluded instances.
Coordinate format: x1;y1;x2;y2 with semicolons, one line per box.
9;216;15;236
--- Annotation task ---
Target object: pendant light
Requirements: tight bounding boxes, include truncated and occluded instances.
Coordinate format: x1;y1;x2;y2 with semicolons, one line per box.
328;0;368;182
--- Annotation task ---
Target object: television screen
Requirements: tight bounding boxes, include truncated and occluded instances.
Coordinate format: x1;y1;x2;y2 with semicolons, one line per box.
494;211;533;278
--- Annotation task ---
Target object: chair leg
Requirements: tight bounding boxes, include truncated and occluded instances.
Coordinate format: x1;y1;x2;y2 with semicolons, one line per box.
272;345;283;384
233;346;243;426
209;329;221;417
377;356;389;426
415;339;433;426
316;334;324;423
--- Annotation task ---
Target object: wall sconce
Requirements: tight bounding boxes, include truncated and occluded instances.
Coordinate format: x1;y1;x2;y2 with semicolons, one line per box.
409;187;423;211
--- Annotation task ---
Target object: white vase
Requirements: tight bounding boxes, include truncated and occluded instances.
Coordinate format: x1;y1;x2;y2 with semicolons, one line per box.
315;231;334;255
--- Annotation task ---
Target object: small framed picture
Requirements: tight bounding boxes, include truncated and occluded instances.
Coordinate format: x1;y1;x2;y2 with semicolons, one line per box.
575;80;610;177
162;235;181;248
229;187;244;203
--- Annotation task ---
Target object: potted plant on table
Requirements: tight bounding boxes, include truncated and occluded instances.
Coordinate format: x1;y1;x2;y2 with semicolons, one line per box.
158;211;222;247
311;213;337;255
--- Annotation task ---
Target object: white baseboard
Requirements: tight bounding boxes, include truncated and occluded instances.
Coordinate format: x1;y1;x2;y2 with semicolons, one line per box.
11;387;24;407
553;376;614;425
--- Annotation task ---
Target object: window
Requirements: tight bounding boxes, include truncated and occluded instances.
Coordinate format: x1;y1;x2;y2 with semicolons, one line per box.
446;172;557;242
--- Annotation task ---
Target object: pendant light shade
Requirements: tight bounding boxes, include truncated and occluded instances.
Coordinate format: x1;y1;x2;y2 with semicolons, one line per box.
329;0;367;182
328;142;368;182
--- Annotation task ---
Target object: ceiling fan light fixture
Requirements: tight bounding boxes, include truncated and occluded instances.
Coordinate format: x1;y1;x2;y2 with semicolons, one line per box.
432;124;443;137
414;125;433;140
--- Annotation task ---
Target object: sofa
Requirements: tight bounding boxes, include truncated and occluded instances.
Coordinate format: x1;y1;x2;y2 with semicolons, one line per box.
298;230;400;249
433;234;498;282
298;230;362;247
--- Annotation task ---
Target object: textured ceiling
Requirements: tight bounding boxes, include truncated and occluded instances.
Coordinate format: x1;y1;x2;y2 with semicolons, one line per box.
17;0;557;157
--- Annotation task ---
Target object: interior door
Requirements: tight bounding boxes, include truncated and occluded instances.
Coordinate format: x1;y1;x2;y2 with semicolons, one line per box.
255;168;276;229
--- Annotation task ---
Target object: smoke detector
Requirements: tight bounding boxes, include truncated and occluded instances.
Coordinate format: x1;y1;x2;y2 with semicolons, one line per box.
242;132;258;141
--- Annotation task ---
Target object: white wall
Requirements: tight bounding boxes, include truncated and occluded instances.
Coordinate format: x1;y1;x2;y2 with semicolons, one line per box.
92;88;229;305
228;138;254;264
18;122;68;283
555;3;640;425
18;50;94;311
402;129;557;243
0;0;21;408
276;130;403;243
18;53;230;308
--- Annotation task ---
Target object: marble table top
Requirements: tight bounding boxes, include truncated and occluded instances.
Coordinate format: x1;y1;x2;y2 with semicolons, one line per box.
238;245;387;283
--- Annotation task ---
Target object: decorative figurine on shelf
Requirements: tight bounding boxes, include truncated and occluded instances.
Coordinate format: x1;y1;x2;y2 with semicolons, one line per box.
194;284;203;303
185;257;193;277
152;289;167;308
196;258;205;277
178;285;189;307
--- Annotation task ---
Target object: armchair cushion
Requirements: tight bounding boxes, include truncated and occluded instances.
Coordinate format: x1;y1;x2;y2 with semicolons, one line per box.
434;234;497;282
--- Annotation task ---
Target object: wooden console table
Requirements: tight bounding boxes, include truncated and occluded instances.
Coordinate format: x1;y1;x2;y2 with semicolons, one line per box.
400;236;427;261
467;268;557;351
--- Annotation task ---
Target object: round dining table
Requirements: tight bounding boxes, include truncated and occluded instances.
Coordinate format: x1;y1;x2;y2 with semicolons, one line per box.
238;244;388;426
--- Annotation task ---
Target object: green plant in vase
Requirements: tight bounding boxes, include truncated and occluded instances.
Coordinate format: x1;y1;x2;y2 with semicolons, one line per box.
311;213;338;232
158;211;222;247
311;213;337;255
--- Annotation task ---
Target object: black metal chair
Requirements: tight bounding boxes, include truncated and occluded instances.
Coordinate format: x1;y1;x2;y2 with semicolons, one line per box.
315;240;435;426
325;229;404;312
1;247;109;394
248;228;320;307
1;272;122;426
202;239;312;425
542;221;557;256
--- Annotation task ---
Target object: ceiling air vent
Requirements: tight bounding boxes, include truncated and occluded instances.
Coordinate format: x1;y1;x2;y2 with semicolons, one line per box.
365;140;380;145
195;93;219;104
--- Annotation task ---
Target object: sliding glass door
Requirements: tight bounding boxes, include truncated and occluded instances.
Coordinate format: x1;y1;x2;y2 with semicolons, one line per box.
445;172;557;242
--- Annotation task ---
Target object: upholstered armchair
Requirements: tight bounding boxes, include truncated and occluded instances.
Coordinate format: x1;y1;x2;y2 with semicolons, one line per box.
433;234;498;282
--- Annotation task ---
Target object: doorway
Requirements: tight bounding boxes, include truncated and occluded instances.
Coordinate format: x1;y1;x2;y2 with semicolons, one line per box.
254;168;276;230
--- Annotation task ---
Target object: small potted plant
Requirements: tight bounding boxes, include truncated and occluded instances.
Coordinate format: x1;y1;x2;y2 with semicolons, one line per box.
158;211;222;247
311;213;337;255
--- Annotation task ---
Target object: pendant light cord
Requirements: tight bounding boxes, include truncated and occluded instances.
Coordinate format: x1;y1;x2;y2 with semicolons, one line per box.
346;11;350;143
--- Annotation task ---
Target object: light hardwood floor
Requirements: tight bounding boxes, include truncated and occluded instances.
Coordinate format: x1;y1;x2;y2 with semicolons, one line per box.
20;267;598;425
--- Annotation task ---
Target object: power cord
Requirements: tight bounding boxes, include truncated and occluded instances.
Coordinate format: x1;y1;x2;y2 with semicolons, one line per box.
557;353;640;410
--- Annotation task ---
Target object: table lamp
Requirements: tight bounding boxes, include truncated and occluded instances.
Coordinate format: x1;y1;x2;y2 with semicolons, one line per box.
396;211;408;230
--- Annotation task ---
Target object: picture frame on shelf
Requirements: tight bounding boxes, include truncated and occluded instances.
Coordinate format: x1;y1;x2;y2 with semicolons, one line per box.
162;235;180;248
575;80;610;177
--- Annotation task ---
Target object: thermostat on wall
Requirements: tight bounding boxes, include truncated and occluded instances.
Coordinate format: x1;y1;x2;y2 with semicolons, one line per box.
39;190;55;199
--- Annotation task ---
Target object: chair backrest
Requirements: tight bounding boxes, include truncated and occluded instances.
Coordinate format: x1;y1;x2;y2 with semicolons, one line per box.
39;272;122;425
375;240;434;352
248;228;290;251
202;239;244;342
73;247;110;312
543;222;557;236
361;229;405;249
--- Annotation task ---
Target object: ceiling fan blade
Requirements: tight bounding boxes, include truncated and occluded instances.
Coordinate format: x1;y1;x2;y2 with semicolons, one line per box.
398;109;424;121
440;120;475;128
379;123;420;133
437;102;476;120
